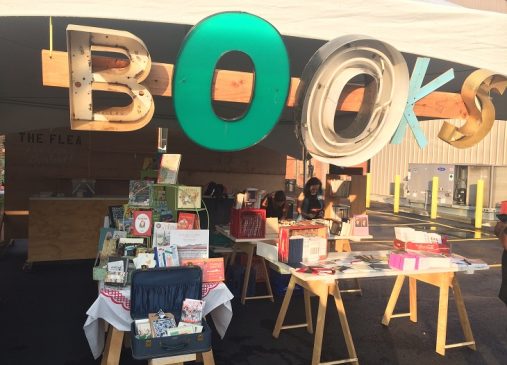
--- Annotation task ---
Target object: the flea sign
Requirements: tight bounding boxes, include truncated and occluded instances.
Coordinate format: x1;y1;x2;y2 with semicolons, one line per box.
62;12;505;166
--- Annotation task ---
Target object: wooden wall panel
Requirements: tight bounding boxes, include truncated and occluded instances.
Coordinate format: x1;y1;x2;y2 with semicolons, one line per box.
28;198;127;262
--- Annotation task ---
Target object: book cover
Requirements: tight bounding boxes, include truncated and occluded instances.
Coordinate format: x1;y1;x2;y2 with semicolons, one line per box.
352;215;369;236
149;312;177;337
153;222;177;246
151;185;169;208
98;227;116;253
156;244;180;267
108;205;124;229
177;212;198;230
169;229;209;260
132;210;153;237
181;298;205;324
181;257;225;282
177;186;201;209
134;319;152;339
129;180;152;207
157;154;181;184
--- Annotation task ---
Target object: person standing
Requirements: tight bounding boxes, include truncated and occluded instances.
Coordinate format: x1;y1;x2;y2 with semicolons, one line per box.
495;201;507;305
297;177;324;220
261;190;288;220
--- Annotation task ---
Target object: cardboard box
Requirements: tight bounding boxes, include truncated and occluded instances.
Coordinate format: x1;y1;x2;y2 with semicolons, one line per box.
393;239;450;254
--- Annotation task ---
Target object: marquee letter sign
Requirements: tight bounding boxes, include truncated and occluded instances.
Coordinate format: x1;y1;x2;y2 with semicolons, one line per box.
438;70;507;148
295;35;409;166
67;25;154;131
38;13;506;165
391;57;454;148
173;12;290;151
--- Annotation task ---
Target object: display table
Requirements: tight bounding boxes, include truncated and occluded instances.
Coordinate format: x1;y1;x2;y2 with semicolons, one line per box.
215;225;275;304
84;282;234;364
271;250;488;365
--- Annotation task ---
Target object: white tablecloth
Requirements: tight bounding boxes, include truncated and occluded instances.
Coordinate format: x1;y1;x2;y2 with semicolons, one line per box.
83;282;234;359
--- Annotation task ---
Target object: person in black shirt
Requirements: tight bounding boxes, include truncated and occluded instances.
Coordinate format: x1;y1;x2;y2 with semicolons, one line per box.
494;219;507;305
261;190;288;220
297;177;324;220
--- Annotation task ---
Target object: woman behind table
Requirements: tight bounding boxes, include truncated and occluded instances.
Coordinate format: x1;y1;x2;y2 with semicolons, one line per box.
494;218;507;305
261;190;288;220
297;177;324;220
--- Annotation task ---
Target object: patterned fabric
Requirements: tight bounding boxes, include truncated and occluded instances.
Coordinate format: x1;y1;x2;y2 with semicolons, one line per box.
202;282;220;297
101;288;130;311
101;283;221;310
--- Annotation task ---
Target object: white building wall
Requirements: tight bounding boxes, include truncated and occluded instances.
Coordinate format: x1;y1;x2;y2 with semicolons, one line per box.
370;119;507;196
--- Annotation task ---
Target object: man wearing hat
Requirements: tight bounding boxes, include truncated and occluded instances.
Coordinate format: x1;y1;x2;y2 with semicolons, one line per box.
494;201;507;305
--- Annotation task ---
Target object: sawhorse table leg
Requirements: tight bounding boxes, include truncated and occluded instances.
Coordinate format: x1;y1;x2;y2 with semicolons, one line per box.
273;275;359;365
101;326;124;365
382;273;476;355
231;242;274;304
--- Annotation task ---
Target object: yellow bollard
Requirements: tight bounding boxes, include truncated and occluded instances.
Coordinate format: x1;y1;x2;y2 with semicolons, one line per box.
366;173;371;209
394;175;400;213
475;179;484;229
431;176;438;219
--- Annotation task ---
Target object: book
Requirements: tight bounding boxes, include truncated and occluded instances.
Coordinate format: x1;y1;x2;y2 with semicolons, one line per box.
177;186;201;209
132;210;153;237
169;229;209;260
177;212;198;230
157;154;181;184
352;215;369;236
153;222;178;247
118;237;145;256
134;319;152;339
180;257;225;282
98;227;116;254
149;311;177;337
129;180;152;207
156;244;180;267
180;298;205;324
108;205;124;229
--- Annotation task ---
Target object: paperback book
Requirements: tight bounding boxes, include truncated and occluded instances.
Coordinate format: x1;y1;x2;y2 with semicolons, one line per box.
129;180;152;207
157;154;181;184
180;298;205;324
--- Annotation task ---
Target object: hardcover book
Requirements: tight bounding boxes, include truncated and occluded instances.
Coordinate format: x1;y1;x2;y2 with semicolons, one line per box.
132;210;153;237
177;186;201;209
153;222;177;247
177;212;198;230
180;257;225;282
129;180;152;207
157;154;181;184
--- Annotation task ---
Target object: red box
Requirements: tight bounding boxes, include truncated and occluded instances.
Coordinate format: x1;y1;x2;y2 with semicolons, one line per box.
393;239;451;255
230;208;266;239
278;224;328;263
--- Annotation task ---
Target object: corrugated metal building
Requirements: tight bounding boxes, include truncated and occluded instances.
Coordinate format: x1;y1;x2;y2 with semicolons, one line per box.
370;119;507;210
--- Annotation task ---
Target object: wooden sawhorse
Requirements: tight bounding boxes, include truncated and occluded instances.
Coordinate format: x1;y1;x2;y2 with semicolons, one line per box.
273;273;359;365
382;272;476;355
229;241;274;304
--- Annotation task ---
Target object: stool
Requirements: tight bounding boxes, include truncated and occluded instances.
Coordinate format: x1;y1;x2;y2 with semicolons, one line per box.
148;349;215;365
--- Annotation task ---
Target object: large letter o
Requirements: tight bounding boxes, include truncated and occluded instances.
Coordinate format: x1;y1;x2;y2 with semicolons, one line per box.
173;12;290;151
295;35;409;166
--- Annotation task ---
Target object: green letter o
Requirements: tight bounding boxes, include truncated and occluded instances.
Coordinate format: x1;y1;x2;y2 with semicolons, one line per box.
173;12;290;151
